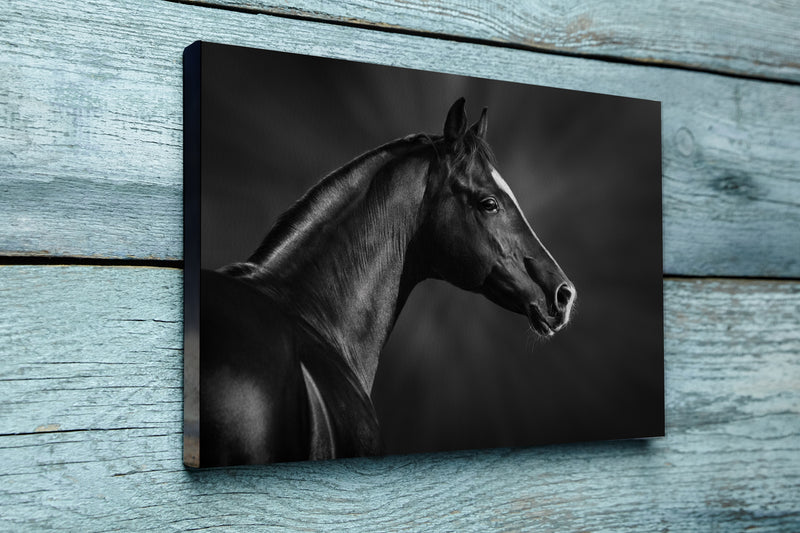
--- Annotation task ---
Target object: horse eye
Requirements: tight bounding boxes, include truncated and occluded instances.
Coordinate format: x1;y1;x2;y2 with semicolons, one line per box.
479;197;499;213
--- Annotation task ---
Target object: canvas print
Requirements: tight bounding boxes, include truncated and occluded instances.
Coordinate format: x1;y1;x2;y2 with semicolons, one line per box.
183;41;663;467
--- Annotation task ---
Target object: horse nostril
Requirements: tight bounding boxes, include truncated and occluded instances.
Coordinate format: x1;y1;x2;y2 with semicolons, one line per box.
556;283;575;312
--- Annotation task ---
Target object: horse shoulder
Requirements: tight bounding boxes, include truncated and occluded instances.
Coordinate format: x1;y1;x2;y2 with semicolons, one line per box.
199;269;310;465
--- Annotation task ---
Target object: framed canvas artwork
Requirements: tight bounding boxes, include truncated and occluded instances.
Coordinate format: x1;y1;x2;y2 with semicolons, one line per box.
183;41;663;467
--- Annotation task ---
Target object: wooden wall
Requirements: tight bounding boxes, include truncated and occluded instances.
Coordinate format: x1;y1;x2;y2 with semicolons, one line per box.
2;1;798;530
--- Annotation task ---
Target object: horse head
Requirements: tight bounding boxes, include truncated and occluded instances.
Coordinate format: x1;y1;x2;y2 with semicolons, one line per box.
422;97;576;337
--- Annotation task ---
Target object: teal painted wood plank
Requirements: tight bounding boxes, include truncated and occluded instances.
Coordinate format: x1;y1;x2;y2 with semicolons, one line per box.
1;266;799;530
1;0;799;276
188;0;800;83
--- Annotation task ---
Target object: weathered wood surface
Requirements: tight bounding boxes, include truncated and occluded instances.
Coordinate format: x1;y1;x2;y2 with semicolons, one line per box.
2;0;800;276
1;266;799;530
2;0;799;531
187;0;800;82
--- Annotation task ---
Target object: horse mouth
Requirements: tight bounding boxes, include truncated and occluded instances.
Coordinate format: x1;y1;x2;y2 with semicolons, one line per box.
526;304;555;337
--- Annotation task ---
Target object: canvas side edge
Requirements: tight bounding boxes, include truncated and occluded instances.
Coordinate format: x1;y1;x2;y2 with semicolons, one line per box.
183;40;202;468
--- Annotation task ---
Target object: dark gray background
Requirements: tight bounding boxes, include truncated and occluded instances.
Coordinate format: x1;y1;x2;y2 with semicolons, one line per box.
199;43;663;455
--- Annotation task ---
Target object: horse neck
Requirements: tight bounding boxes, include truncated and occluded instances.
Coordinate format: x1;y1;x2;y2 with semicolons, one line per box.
245;143;434;393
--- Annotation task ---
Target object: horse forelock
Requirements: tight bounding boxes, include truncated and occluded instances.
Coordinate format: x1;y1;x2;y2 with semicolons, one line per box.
449;132;496;171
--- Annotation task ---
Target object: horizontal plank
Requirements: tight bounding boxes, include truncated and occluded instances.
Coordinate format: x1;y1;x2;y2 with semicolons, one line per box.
1;0;799;276
188;0;800;83
1;265;799;530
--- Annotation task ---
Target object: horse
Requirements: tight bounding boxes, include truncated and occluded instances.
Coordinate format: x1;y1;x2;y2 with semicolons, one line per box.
198;97;576;466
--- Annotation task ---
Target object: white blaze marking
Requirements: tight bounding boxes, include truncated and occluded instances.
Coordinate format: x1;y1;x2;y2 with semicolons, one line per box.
490;167;520;209
491;166;535;234
490;165;566;305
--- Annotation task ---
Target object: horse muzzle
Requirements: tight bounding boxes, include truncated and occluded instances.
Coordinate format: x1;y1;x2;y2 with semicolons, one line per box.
526;295;573;337
523;257;576;337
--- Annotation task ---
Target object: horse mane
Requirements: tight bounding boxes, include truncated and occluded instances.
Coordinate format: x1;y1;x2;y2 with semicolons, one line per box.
246;128;494;266
247;134;437;265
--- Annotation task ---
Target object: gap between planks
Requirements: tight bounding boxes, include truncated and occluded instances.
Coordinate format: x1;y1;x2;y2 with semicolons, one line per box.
1;258;798;283
0;256;183;269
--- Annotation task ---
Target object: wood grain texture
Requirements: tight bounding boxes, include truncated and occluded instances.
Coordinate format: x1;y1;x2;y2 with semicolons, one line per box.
1;0;799;276
1;265;799;530
186;0;800;83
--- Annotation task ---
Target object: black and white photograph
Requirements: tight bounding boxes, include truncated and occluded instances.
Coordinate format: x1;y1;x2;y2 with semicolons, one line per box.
183;41;664;467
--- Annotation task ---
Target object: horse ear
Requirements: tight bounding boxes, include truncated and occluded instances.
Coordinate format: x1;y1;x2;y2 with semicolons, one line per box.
443;97;467;140
469;107;488;139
